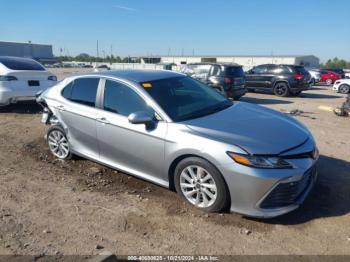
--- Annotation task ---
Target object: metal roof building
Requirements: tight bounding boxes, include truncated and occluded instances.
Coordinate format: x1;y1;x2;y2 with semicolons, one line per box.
144;55;320;70
0;41;57;64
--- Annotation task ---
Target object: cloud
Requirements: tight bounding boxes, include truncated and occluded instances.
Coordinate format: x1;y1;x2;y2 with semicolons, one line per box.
113;5;137;12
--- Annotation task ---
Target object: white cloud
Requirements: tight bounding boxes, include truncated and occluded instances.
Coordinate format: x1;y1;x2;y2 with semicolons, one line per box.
113;5;137;12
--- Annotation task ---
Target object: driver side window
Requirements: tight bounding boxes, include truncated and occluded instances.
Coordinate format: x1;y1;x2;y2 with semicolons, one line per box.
103;80;153;117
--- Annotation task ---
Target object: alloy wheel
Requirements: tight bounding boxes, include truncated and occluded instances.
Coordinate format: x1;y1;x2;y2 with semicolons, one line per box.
326;79;333;85
179;165;217;208
275;83;287;96
339;84;350;94
48;130;70;159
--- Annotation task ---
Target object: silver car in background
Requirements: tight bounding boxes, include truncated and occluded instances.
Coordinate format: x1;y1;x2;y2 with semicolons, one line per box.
37;70;319;218
307;68;321;86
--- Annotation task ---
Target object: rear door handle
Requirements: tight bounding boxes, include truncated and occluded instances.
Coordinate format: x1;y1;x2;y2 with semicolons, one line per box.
96;117;110;124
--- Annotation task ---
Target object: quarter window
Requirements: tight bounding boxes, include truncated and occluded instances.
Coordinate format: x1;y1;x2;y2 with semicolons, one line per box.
61;78;99;107
103;80;153;117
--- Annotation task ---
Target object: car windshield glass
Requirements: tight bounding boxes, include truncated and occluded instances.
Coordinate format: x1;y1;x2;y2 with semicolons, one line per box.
226;66;244;77
142;76;232;122
0;57;45;71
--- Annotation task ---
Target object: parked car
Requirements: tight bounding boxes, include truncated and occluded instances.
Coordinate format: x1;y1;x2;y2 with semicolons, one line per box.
37;70;318;218
0;56;57;106
319;69;341;85
333;78;350;94
342;69;350;79
325;68;345;79
181;63;247;100
245;64;311;97
306;68;321;86
94;65;111;72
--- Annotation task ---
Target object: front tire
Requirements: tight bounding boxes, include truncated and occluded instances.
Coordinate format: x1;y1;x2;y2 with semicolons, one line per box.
273;82;290;97
174;157;229;213
339;84;350;94
47;125;72;160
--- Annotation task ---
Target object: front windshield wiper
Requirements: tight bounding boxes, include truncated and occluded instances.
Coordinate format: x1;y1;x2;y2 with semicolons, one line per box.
177;101;233;122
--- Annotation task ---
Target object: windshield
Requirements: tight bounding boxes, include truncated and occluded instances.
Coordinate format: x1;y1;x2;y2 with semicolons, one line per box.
142;76;232;122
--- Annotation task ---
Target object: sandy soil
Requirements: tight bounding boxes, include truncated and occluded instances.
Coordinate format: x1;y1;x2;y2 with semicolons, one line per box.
0;70;349;257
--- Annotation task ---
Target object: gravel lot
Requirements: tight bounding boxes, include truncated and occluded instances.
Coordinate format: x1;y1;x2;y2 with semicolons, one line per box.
0;69;349;256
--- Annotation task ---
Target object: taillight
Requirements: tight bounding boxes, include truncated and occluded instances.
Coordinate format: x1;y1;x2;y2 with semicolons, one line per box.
293;73;304;80
48;75;57;81
224;77;232;84
0;75;18;81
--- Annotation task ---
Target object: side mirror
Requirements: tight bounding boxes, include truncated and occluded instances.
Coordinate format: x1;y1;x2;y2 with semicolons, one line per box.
128;111;154;125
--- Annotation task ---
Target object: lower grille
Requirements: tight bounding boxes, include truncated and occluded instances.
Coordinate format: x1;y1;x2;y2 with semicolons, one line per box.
260;168;315;209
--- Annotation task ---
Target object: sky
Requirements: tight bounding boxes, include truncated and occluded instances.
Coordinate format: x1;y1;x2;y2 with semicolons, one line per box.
0;0;349;62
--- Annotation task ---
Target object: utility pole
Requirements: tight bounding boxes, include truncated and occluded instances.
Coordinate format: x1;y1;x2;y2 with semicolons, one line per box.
96;40;99;65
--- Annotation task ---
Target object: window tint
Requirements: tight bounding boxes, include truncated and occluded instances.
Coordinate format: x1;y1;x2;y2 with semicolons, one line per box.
68;78;99;107
211;65;221;76
0;57;45;71
61;82;73;99
104;80;152;117
225;66;244;77
252;65;268;74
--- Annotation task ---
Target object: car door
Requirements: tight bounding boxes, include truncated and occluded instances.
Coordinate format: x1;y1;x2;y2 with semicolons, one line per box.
96;79;168;186
245;65;268;88
57;77;101;159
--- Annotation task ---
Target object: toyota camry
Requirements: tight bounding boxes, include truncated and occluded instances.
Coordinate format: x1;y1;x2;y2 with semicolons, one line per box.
37;70;319;218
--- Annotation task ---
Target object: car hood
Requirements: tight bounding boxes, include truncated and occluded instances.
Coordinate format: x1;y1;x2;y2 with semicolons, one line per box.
183;102;310;155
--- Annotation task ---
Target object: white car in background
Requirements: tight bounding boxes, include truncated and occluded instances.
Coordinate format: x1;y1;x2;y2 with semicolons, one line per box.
333;78;350;94
0;56;57;106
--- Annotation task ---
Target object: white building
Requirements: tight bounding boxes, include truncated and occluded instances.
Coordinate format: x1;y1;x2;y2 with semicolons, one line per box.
152;55;320;70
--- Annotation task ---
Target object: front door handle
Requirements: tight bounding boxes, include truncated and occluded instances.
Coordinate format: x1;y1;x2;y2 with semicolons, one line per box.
96;117;110;124
57;105;65;111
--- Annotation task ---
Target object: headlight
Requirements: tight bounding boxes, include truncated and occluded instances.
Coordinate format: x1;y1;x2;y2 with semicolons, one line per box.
227;152;293;169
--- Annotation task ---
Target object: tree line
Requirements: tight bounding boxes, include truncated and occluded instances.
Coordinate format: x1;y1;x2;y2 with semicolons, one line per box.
320;57;350;69
56;53;141;64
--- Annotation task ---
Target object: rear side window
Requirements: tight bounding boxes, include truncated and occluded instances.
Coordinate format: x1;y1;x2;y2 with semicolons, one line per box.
251;65;268;74
103;80;152;117
62;78;99;107
0;57;45;71
225;66;244;77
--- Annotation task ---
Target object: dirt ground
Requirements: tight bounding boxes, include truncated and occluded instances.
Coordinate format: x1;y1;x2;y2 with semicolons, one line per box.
0;69;349;257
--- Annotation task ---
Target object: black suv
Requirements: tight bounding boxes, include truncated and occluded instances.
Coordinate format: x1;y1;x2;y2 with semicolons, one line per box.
181;63;247;99
245;64;311;96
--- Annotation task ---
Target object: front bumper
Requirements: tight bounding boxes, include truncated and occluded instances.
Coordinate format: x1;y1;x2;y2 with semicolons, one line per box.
218;154;318;218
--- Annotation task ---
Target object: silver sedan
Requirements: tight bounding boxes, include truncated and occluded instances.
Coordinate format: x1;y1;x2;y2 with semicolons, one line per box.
37;70;318;218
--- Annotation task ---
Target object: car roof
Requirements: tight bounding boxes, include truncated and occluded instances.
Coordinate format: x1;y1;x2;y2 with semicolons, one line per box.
81;69;185;83
0;56;38;64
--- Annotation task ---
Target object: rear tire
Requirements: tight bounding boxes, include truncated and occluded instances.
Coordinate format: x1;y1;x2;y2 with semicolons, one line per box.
326;79;333;85
273;82;290;97
339;84;350;94
174;157;229;213
47;125;72;160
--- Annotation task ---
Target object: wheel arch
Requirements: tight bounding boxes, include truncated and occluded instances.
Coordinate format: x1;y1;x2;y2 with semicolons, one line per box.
167;154;229;193
273;79;291;89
